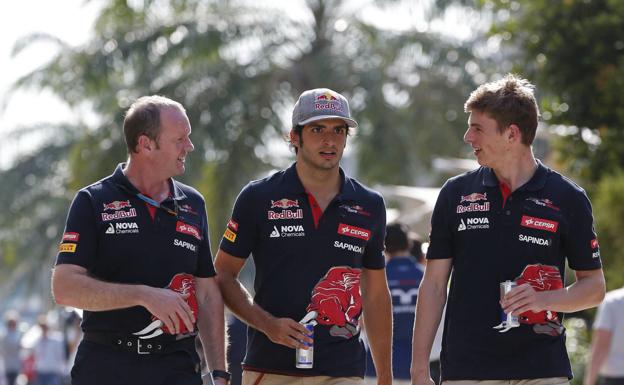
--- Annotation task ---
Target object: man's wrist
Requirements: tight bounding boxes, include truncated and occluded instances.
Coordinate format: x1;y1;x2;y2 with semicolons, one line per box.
211;369;231;382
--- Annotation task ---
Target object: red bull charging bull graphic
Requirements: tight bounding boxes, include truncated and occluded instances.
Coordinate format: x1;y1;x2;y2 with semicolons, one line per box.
133;273;198;339
494;264;565;336
271;198;299;209
103;200;132;211
302;266;362;339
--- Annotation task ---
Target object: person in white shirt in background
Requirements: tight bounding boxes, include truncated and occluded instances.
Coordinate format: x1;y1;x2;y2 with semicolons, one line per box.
584;287;624;385
30;316;65;385
0;310;23;385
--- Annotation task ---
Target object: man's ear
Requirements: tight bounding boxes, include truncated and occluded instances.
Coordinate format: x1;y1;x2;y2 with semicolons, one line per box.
508;124;521;143
137;134;152;153
289;130;299;148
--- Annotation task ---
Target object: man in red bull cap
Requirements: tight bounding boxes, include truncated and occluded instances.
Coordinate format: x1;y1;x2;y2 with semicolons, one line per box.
411;74;606;385
215;88;392;385
52;96;228;385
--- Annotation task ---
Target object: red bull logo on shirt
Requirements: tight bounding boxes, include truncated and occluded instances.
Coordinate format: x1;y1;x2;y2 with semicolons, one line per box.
101;208;137;221
102;200;132;211
304;266;362;339
456;202;490;213
268;209;303;220
271;198;299;209
460;192;487;203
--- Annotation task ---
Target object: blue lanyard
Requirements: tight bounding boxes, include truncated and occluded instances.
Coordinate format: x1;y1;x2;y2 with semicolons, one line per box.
136;193;178;217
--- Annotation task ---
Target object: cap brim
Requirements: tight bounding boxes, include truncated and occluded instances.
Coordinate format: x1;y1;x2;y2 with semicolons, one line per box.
298;115;358;128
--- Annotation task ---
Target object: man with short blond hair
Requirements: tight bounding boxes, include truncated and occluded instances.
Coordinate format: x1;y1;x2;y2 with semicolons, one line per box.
411;75;606;385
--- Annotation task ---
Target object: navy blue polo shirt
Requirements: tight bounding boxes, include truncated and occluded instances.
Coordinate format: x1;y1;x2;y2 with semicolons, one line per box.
427;160;602;381
366;256;424;379
219;163;386;377
55;164;215;336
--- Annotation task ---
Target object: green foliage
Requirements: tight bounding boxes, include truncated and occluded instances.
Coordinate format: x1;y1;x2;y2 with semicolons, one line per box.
486;0;624;183
593;171;624;290
486;0;624;317
1;0;490;285
565;317;590;385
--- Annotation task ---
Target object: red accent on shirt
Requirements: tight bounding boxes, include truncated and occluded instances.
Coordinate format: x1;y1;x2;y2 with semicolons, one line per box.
307;193;323;229
141;193;157;219
500;182;511;207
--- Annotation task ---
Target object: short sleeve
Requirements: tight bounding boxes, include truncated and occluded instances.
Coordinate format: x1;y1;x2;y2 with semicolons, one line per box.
362;195;387;269
195;201;216;278
55;190;98;269
218;183;257;258
426;182;454;260
564;189;602;271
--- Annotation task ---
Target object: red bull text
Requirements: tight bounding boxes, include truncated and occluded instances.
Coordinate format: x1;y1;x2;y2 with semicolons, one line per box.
296;323;315;369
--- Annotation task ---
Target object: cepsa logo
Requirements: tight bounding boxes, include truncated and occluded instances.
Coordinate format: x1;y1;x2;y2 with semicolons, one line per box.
521;215;559;233
337;223;371;241
176;221;201;240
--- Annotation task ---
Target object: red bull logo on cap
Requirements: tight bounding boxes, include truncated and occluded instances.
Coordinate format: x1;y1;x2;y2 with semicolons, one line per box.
315;92;339;101
103;200;132;211
460;192;487;203
314;91;344;112
271;198;299;209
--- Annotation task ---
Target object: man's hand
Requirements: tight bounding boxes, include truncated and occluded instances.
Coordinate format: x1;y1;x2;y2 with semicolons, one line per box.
140;286;196;334
263;317;313;349
501;283;546;316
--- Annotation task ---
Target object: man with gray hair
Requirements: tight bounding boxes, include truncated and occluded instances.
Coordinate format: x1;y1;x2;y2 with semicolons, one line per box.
52;95;227;385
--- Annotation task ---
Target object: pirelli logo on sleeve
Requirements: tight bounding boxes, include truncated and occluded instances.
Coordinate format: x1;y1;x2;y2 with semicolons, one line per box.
59;243;77;253
223;228;237;243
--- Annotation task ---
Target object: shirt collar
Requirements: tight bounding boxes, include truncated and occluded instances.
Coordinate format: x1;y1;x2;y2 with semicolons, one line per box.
111;163;187;201
282;162;357;202
481;159;549;192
